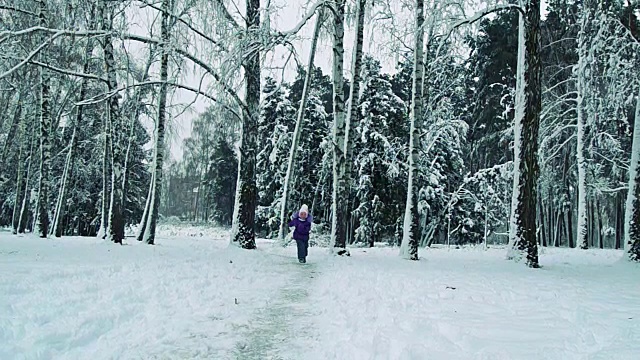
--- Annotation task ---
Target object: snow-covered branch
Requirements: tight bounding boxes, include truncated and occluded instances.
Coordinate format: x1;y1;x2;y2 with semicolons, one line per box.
28;60;108;83
277;0;328;37
138;0;225;51
0;31;68;80
75;80;241;121
0;5;38;17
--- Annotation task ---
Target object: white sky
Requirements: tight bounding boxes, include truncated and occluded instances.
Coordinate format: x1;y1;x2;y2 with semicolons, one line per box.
124;0;548;161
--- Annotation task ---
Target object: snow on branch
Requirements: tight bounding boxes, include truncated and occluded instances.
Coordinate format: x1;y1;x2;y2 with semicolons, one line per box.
277;0;328;37
0;31;69;80
138;0;226;51
434;4;524;56
0;5;38;17
28;60;108;83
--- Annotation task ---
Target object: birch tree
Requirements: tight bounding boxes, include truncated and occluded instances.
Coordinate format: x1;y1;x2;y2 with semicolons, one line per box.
142;0;171;245
399;0;425;261
624;87;640;261
341;0;367;247
330;0;347;251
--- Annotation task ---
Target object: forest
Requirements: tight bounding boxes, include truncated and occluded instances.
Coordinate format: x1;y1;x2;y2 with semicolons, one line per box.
0;0;639;268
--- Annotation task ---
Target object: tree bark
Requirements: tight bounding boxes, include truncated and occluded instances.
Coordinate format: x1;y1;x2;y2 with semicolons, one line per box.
143;0;171;246
102;0;125;244
330;0;347;250
575;4;593;250
35;0;52;238
232;0;260;249
0;93;21;166
624;87;640;261
399;0;424;261
12;102;29;234
341;0;367;246
279;10;324;240
508;0;541;268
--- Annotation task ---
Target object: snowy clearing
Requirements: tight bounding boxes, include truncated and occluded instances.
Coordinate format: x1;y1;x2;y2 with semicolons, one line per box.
1;230;639;359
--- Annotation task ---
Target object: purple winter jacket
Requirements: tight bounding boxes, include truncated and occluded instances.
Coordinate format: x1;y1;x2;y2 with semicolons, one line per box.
288;212;313;241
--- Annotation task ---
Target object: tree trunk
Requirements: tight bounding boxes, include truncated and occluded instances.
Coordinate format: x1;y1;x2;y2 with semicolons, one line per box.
399;0;424;261
136;172;154;241
508;0;541;268
102;1;125;244
575;5;592;250
12;107;29;234
341;0;367;247
615;193;623;249
123;51;154;232
279;10;324;240
508;3;526;253
0;93;21;166
35;0;52;238
624;87;640;261
232;0;260;249
143;0;171;246
538;195;546;247
98;102;111;239
18;129;36;234
330;0;347;251
52;39;93;238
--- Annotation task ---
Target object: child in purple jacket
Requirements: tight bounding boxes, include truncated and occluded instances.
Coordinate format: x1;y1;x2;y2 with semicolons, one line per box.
288;204;313;263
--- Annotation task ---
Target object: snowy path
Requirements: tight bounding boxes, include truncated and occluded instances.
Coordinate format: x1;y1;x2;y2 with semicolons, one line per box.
233;255;320;359
2;229;638;359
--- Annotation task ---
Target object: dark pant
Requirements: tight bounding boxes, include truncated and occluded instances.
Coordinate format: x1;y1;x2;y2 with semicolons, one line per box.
295;239;309;259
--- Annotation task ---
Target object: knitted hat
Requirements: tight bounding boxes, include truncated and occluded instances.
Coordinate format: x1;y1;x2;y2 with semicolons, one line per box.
299;204;309;215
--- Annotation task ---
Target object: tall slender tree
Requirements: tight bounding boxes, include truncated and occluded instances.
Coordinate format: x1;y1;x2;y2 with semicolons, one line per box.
232;0;261;249
330;0;347;250
35;0;52;238
399;0;425;261
508;0;541;268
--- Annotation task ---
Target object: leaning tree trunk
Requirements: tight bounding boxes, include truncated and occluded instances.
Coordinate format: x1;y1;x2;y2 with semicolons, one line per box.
126;50;155;240
136;172;154;241
12;102;29;234
143;0;170;246
232;0;261;249
35;0;52;238
52;39;93;238
508;0;541;268
341;0;367;245
330;0;347;250
399;0;424;261
102;0;126;244
279;10;324;240
18;127;36;234
624;87;640;262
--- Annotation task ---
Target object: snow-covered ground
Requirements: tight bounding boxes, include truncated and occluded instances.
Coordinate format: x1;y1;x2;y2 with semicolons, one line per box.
1;227;638;359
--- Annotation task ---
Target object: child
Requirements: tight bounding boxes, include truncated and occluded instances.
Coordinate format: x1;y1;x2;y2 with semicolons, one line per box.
288;204;313;263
